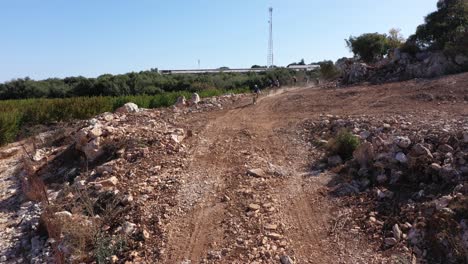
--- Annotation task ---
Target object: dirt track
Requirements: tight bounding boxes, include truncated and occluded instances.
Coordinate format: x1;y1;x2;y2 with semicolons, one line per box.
159;74;467;263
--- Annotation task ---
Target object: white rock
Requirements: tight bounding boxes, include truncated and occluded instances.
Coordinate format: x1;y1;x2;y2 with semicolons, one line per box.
191;93;201;105
122;221;136;235
116;102;139;113
247;168;266;178
395;152;408;163
394;136;411;148
175;96;187;108
393;224;402;241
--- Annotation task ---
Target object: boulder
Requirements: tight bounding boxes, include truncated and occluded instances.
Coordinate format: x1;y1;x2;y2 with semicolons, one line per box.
116;103;139;113
175;96;187;108
190;93;201;105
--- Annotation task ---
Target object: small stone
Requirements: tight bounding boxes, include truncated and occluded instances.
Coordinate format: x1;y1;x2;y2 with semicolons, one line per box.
96;176;119;187
267;233;282;240
438;144;454;153
280;255;294;264
247;169;266;178
411;143;433;158
54;211;73;219
385;237;398;247
394;136;411;148
143;229;150;240
430;163;442;171
395;152;408;163
122;221;137;235
248;204;261;211
393;224;402;241
111;255;119;263
264;224;278;231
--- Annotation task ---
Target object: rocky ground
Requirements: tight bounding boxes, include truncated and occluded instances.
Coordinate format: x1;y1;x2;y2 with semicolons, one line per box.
0;72;467;263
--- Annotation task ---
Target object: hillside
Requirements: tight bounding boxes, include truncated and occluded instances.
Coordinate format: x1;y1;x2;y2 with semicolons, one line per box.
0;73;467;263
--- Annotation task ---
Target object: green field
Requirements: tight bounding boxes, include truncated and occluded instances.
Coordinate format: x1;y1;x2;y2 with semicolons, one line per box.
0;88;248;145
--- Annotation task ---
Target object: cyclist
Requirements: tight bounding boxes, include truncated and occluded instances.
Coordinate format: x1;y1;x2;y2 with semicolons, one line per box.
253;84;261;105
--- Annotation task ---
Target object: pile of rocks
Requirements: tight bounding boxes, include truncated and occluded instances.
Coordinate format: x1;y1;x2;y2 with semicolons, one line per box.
336;50;468;85
5;92;245;263
304;114;467;263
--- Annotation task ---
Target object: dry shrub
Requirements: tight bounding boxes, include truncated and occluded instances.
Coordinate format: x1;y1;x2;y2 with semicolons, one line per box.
41;207;98;263
21;157;49;203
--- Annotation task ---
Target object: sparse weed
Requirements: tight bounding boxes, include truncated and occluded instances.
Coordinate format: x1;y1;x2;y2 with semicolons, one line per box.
327;129;360;160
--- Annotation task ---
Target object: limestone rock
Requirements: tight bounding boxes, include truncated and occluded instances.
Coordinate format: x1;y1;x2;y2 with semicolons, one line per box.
116;102;139;113
247;168;266;178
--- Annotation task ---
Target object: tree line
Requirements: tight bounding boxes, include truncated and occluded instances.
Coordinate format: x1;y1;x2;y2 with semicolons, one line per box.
0;68;303;100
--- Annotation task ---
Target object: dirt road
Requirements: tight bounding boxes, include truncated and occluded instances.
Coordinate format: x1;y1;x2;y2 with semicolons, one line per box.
160;74;467;263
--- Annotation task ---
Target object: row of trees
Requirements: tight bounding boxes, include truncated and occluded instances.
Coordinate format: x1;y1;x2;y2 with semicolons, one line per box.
0;68;301;100
346;0;468;63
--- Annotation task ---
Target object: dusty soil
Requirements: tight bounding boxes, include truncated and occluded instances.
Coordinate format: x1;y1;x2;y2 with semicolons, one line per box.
1;72;467;263
157;73;467;263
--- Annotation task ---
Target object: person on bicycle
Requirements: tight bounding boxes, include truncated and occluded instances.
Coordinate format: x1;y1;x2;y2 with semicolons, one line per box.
253;84;261;105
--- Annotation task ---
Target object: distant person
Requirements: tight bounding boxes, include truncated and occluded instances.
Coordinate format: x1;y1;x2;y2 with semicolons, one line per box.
304;76;310;85
275;79;280;88
293;76;297;86
252;84;261;105
268;79;274;88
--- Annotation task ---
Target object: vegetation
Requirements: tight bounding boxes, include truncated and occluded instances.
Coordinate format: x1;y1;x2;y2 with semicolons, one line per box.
408;0;468;53
345;29;405;63
347;1;468;63
0;69;297;100
0;88;247;146
287;59;306;67
317;61;341;80
327;129;360;160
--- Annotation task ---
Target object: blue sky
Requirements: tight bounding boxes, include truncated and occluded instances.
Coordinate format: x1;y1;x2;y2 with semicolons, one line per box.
0;0;438;82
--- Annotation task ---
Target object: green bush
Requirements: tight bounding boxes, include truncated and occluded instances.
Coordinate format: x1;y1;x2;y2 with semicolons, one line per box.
327;129;360;160
0;111;21;145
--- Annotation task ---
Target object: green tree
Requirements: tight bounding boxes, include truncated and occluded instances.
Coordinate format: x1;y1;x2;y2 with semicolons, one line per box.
345;33;391;63
318;61;340;80
409;0;468;51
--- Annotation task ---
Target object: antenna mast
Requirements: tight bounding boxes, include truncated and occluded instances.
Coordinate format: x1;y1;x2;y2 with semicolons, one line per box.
267;7;274;68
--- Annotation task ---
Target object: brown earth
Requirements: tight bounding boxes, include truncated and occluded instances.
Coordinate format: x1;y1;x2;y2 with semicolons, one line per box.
1;73;467;263
157;73;468;263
